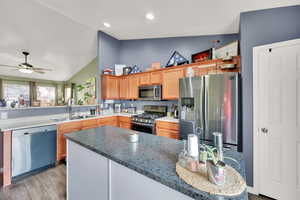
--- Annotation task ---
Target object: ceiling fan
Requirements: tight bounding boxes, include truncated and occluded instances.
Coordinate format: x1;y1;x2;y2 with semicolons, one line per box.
0;52;52;74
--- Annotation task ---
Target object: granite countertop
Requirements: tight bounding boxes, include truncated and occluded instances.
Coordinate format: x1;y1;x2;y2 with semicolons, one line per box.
156;116;179;123
0;113;136;132
65;126;248;200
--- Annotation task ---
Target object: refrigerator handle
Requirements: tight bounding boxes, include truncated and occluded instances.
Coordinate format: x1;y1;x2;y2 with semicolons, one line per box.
204;77;209;135
200;77;205;131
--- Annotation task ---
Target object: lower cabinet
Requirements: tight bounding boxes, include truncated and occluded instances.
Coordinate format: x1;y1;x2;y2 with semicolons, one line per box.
57;121;82;161
57;116;127;162
118;116;131;129
67;140;193;200
156;121;179;139
67;140;109;200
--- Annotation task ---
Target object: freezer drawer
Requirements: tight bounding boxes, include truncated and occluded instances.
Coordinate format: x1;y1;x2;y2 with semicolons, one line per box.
12;125;57;179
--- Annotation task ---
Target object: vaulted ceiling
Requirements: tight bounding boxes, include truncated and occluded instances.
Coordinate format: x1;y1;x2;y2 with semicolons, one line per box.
0;0;299;81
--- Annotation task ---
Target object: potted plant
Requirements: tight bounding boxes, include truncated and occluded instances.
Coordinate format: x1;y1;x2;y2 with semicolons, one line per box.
204;145;226;185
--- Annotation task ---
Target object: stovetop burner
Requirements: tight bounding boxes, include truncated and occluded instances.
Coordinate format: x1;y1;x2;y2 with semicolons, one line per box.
131;105;167;126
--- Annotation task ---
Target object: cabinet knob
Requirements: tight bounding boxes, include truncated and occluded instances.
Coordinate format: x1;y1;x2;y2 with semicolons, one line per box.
261;128;268;133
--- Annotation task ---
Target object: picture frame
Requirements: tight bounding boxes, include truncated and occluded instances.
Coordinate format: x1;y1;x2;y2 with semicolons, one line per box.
191;49;213;63
165;51;189;68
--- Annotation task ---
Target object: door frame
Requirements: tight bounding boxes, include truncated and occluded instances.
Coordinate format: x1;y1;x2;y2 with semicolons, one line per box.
252;38;300;195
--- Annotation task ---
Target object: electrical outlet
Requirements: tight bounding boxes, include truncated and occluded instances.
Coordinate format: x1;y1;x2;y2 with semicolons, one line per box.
0;112;8;120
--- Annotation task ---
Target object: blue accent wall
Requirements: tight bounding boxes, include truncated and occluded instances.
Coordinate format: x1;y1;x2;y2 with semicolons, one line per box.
119;34;238;70
240;5;300;186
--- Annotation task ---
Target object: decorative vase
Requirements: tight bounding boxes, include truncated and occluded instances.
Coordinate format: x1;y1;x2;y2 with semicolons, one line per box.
207;160;226;185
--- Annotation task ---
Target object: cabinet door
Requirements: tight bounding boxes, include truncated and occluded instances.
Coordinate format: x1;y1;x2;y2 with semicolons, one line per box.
162;68;184;99
119;77;129;99
156;121;179;139
57;121;82;161
102;75;120;100
119;122;131;129
150;71;162;85
139;73;150;85
128;75;140;99
118;116;131;129
81;119;98;130
97;116;119;127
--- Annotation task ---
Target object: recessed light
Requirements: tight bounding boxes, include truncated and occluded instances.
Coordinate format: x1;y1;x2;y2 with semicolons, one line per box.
103;22;111;28
146;13;155;20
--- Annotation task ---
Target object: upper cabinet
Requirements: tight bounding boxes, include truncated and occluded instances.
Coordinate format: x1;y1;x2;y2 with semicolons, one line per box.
139;73;151;85
100;57;240;101
128;75;140;99
119;76;129;99
102;75;120;100
162;68;184;100
150;71;162;85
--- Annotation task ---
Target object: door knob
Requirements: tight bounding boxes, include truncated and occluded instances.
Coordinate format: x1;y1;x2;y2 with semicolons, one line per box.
261;128;268;133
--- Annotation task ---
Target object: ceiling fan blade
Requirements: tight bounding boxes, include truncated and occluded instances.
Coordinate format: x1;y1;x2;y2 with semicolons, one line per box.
0;64;19;69
33;70;45;74
32;67;52;71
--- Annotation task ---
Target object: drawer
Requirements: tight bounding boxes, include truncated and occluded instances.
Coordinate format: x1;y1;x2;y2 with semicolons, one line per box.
156;121;179;131
97;116;118;126
118;116;131;123
119;122;131;130
58;121;82;133
81;119;98;130
156;128;179;139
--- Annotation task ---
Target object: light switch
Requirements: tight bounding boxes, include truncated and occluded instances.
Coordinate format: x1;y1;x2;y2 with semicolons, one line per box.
0;112;8;120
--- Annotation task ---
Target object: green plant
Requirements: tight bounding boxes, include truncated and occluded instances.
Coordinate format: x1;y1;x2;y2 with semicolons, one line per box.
202;145;222;166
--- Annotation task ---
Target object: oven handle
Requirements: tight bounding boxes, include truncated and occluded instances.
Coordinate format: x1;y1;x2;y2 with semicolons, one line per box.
131;121;154;128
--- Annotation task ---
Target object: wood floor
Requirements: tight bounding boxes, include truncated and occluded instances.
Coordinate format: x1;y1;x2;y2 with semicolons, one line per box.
0;165;66;200
0;165;273;200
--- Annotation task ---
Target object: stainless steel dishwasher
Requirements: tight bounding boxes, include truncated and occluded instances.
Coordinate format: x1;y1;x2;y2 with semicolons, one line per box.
12;125;57;180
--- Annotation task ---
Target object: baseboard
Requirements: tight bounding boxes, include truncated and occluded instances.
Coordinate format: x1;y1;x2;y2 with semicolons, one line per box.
247;186;258;195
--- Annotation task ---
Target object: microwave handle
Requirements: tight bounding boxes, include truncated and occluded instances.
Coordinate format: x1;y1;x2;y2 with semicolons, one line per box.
153;87;157;98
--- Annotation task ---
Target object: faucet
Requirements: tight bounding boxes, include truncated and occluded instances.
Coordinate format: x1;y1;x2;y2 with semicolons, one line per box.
67;98;73;120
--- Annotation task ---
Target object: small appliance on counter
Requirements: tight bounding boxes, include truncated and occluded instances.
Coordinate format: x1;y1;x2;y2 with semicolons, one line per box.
127;106;137;114
114;103;122;113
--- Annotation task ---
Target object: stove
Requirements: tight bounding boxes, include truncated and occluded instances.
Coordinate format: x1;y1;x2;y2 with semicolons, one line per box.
131;105;167;134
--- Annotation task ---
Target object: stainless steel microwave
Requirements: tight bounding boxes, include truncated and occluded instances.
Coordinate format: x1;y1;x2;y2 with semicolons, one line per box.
138;85;162;100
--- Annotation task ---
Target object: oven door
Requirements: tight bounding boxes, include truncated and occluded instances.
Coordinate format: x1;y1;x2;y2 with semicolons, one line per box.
138;85;161;101
131;122;154;134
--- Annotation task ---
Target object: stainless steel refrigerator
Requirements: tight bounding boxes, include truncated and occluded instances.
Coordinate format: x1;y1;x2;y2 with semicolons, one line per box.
179;72;242;151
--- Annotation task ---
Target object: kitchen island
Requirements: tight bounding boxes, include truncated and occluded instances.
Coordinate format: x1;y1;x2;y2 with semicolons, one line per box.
65;126;248;200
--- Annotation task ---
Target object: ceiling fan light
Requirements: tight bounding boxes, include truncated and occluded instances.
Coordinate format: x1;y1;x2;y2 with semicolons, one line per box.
19;68;33;74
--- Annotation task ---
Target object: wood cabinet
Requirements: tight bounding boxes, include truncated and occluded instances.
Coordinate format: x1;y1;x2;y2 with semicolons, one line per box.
139;73;151;85
119;76;129;99
100;57;240;101
150;71;162;85
57;116;120;161
162;68;184;100
81;118;98;130
118;116;131;129
128;75;140;99
102;75;120;100
97;116;119;127
57;121;82;161
156;121;179;139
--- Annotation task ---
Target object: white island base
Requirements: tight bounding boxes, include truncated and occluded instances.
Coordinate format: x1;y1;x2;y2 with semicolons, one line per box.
67;140;194;200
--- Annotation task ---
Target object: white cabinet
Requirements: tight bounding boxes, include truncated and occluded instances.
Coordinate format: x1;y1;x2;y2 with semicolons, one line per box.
110;161;193;200
67;140;194;200
67;141;109;200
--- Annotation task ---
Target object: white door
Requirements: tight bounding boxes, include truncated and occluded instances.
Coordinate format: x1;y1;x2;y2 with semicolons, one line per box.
255;40;300;199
